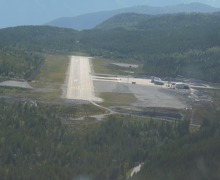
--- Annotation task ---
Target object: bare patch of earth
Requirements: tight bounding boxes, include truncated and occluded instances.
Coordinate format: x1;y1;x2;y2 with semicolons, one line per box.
0;81;33;89
111;63;139;68
112;107;183;121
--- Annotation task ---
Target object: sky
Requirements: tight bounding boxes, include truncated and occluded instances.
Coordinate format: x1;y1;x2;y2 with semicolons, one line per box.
0;0;220;28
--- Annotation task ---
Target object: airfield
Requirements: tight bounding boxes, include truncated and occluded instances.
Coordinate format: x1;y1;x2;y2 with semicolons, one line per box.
0;55;215;124
0;55;212;113
65;56;194;109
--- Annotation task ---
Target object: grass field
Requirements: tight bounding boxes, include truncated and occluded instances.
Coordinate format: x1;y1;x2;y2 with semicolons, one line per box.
0;87;31;96
0;76;8;82
29;54;69;100
92;58;143;75
92;58;116;74
0;54;69;101
34;54;69;85
99;92;137;107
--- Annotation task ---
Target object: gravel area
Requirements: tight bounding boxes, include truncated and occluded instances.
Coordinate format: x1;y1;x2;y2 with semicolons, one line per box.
111;63;139;68
0;81;33;89
94;80;187;109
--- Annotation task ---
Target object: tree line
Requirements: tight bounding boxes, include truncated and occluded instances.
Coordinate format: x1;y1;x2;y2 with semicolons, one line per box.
1;13;220;81
0;48;44;80
143;47;220;82
132;118;220;180
0;99;196;180
0;99;219;179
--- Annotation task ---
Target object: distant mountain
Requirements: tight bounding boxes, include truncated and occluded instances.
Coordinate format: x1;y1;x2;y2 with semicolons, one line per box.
95;13;151;30
2;12;220;82
1;0;220;29
96;12;220;30
46;3;220;30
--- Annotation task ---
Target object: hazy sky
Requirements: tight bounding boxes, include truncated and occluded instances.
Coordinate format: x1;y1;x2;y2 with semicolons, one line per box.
0;0;220;28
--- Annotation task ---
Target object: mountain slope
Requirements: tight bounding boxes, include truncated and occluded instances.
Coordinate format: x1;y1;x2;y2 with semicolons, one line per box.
132;120;220;180
2;13;220;56
1;0;220;28
1;12;220;82
0;26;79;52
2;13;220;57
46;3;220;30
95;13;151;30
96;12;220;30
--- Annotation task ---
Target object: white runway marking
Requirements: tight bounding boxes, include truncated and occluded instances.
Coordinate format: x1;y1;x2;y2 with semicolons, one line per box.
66;56;102;102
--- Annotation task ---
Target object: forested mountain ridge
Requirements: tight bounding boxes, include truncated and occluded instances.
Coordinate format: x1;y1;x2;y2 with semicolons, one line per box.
95;12;220;81
46;2;220;30
1;13;220;82
95;13;151;30
0;26;79;52
96;12;220;30
2;13;220;55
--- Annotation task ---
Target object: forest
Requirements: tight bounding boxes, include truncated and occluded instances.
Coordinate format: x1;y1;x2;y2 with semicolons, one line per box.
132;118;220;180
0;48;44;79
0;100;219;180
143;47;220;82
1;13;220;82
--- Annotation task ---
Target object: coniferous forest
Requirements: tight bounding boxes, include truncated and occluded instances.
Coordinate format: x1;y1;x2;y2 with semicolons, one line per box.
1;13;220;82
0;100;219;180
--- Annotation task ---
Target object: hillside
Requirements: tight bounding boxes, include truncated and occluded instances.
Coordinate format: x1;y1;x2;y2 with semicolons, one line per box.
91;13;220;81
96;13;151;30
131;119;220;180
0;26;79;52
0;26;78;80
1;12;220;82
1;99;220;180
0;49;44;80
46;3;220;30
96;12;220;30
3;13;220;55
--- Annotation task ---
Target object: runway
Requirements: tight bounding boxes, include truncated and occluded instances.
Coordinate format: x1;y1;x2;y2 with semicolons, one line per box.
66;56;101;102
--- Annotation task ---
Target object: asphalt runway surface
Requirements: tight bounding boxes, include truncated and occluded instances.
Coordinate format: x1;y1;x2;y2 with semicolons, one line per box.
66;56;101;102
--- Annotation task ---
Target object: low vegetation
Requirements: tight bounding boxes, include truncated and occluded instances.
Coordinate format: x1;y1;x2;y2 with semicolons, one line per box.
34;54;69;85
0;87;31;96
92;58;116;74
92;58;143;76
100;92;137;107
30;54;69;100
